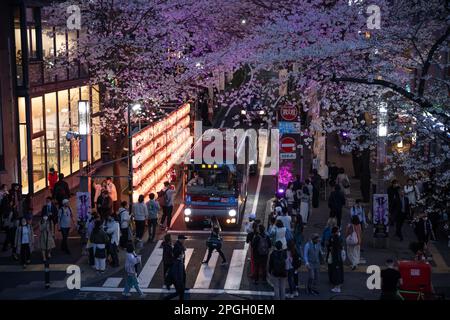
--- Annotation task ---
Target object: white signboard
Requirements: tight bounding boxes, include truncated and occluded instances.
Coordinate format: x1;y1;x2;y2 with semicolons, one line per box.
280;153;296;160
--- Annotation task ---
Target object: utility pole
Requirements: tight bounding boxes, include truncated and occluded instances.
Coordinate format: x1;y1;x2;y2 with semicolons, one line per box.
128;104;133;214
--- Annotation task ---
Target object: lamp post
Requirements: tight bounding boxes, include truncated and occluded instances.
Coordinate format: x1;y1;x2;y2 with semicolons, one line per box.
78;100;91;194
127;103;141;213
377;102;388;193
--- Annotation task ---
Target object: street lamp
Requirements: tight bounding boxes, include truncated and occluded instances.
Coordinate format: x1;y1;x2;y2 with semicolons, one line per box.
377;102;388;193
132;103;142;131
78;100;90;191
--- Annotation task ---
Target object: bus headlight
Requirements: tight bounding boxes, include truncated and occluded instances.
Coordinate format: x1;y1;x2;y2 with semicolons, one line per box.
228;209;237;217
184;208;192;216
185;217;190;222
231;218;236;223
226;219;231;224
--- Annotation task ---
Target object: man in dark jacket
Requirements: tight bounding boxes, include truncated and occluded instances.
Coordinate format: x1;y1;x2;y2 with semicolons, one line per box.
53;174;70;207
163;250;186;300
387;180;401;225
269;241;287;300
162;234;174;290
328;185;346;227
328;162;339;186
172;234;188;290
96;190;113;221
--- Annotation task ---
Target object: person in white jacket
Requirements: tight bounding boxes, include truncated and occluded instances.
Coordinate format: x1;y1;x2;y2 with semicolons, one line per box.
404;179;420;219
105;216;120;267
132;195;148;243
118;201;131;248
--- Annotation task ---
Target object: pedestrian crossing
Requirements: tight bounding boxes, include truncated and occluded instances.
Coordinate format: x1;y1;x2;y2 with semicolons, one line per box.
99;244;250;291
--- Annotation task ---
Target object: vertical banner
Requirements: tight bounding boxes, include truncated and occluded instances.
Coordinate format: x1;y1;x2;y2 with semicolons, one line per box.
279;69;288;97
373;194;389;237
76;192;91;221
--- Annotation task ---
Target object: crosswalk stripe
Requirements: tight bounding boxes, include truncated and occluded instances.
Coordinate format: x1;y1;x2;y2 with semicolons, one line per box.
102;277;122;288
138;240;163;288
184;248;194;268
194;251;219;289
224;249;247;290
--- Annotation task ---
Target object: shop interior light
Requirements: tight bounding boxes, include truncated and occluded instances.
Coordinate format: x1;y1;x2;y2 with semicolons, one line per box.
78;100;90;135
208;164;212;168
202;164;206;168
213;164;218;168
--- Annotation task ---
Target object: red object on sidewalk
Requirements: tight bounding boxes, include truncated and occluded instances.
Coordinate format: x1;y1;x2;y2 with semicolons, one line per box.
398;260;433;300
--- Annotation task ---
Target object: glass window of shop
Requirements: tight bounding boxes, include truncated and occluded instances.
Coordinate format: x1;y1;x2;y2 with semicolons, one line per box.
42;27;55;83
31;96;44;133
92;117;101;161
92;85;100;113
14;7;23;86
18;98;28;194
44;92;58;172
70;88;80;173
68;30;79;79
32;135;46;192
58;90;71;176
55;29;67;81
26;8;38;60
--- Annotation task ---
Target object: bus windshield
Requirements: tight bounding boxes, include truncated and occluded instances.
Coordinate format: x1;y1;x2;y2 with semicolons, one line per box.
186;164;237;196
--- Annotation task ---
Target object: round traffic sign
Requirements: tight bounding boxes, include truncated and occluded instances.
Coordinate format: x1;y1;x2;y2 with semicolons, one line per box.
280;105;298;121
280;137;296;153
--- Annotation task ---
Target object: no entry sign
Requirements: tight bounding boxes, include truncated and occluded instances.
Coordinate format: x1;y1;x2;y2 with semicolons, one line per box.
279;105;298;121
280;137;296;153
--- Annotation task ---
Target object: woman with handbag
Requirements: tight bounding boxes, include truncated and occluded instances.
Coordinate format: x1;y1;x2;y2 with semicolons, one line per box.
327;226;344;293
202;227;227;266
38;214;56;262
345;216;361;270
345;215;362;270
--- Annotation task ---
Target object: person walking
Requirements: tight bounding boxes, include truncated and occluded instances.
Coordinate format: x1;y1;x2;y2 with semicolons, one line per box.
163;250;186;300
96;189;113;221
105;215;120;267
132;195;148;244
41;196;58;232
270;219;287;250
304;233;321;295
395;191;407;241
268;240;287;300
345;215;362;270
388;180;402;225
336;168;351;196
322;217;338;250
276;208;292;232
328;162;339;186
246;221;259;278
52;174;70;208
47;168;58;195
203;226;227;265
404;178;420;219
285;182;295;215
412;212;434;251
58;199;74;254
38;214;55;262
350;199;367;229
173;234;188;290
327;226;344;293
252;224;271;284
328;185;346;227
380;259;402;300
162;234;174;290
159;182;175;231
293;215;304;258
286;240;301;298
1;191;15;253
92;180;103;212
146;193;160;243
122;243;145;298
15;218;34;268
118;201;131;248
297;186;310;224
10;183;22;218
106;177;118;213
90;220;109;273
311;169;321;208
22;194;33;223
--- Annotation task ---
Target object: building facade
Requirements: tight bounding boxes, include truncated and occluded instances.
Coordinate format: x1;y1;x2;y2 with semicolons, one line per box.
0;0;101;209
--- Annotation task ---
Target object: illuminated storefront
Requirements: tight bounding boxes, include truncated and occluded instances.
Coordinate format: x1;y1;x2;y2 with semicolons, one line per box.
132;103;192;201
17;86;101;194
10;3;101;195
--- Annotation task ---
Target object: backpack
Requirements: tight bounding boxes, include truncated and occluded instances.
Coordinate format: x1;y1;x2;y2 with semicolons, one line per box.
271;251;287;277
256;235;269;255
